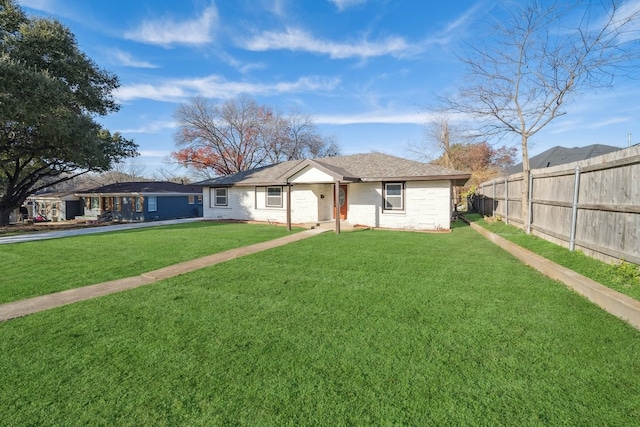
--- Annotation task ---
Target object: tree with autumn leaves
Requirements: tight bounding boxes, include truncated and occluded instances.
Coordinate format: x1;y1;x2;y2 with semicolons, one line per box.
406;115;517;191
172;95;339;178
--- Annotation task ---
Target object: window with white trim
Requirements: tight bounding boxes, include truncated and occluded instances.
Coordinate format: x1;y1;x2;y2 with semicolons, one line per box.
212;188;228;207
383;182;404;211
188;195;195;205
266;186;282;207
135;197;143;212
148;196;158;212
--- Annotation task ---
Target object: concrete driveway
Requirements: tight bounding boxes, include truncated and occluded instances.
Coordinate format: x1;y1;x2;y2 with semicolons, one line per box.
0;218;202;245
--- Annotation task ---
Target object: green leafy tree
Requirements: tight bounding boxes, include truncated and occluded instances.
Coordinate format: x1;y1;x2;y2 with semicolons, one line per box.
0;0;137;225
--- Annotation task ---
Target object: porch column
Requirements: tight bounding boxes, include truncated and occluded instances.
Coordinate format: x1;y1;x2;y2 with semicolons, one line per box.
334;181;340;234
286;184;292;231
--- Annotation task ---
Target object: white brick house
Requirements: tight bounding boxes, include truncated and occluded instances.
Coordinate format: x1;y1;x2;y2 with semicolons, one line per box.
199;153;470;232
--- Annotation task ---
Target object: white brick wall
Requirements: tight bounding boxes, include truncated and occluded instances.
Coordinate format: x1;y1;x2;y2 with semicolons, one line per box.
203;180;452;230
347;181;451;230
203;184;334;224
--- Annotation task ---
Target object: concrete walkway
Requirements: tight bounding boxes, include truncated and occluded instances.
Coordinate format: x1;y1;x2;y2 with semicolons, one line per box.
0;228;327;322
0;218;201;245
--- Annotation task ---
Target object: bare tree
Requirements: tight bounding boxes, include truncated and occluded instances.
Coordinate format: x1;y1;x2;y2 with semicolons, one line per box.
443;0;640;229
173;96;340;176
173;95;271;176
405;114;462;166
280;110;340;160
153;166;193;184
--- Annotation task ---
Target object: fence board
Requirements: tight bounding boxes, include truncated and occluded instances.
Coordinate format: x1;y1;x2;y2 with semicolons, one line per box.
475;145;640;265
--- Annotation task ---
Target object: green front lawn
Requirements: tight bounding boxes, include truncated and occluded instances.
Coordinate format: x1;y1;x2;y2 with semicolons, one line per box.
0;222;300;304
464;213;640;301
1;225;640;425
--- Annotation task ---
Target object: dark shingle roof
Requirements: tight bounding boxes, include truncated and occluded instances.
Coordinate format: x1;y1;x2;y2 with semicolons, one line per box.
507;144;622;174
75;181;203;195
198;161;305;186
199;153;470;186
313;152;468;180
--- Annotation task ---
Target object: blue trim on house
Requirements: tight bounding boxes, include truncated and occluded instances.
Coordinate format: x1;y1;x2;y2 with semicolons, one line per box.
145;195;202;221
81;195;203;222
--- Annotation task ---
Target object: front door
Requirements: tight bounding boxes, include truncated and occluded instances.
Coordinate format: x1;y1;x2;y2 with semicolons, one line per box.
333;184;348;220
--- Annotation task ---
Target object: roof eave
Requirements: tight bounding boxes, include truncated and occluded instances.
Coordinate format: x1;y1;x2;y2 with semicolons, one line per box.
360;174;471;183
74;192;201;197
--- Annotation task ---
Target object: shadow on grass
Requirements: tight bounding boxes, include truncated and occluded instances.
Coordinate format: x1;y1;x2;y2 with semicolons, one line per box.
458;212;483;223
450;217;470;229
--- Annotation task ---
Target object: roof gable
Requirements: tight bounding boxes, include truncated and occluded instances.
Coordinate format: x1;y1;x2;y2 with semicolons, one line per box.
288;165;339;183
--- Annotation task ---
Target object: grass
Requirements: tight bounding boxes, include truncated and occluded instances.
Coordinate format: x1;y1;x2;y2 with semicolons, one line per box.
463;213;640;301
0;222;300;304
1;225;640;425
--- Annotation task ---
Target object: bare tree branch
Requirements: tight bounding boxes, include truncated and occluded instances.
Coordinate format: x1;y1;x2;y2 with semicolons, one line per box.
441;0;640;228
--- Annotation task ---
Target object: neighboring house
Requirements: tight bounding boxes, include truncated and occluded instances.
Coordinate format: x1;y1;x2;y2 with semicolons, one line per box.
506;144;622;175
75;182;203;222
27;190;84;221
199;153;470;231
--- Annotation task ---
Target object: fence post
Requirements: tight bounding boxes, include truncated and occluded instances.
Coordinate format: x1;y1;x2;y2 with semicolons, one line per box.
569;166;581;251
527;172;534;234
492;180;496;218
504;178;509;225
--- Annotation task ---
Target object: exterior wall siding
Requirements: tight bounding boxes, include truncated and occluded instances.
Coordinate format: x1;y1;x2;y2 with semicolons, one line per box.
81;195;202;222
148;196;202;220
203;181;452;230
347;181;451;230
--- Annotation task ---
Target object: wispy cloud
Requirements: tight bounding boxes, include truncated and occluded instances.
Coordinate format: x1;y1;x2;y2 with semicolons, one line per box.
124;4;218;46
107;49;158;68
241;2;488;59
419;1;490;48
329;0;366;12
608;0;640;43
315;110;428;125
216;51;267;74
138;150;174;158
16;0;57;14
242;27;417;59
442;1;486;34
115;75;341;103
117;120;177;134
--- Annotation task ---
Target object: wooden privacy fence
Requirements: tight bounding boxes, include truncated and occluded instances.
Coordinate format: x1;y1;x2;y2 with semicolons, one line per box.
474;145;640;265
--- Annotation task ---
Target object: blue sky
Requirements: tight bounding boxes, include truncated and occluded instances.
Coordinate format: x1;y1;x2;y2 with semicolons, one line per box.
16;0;640;176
